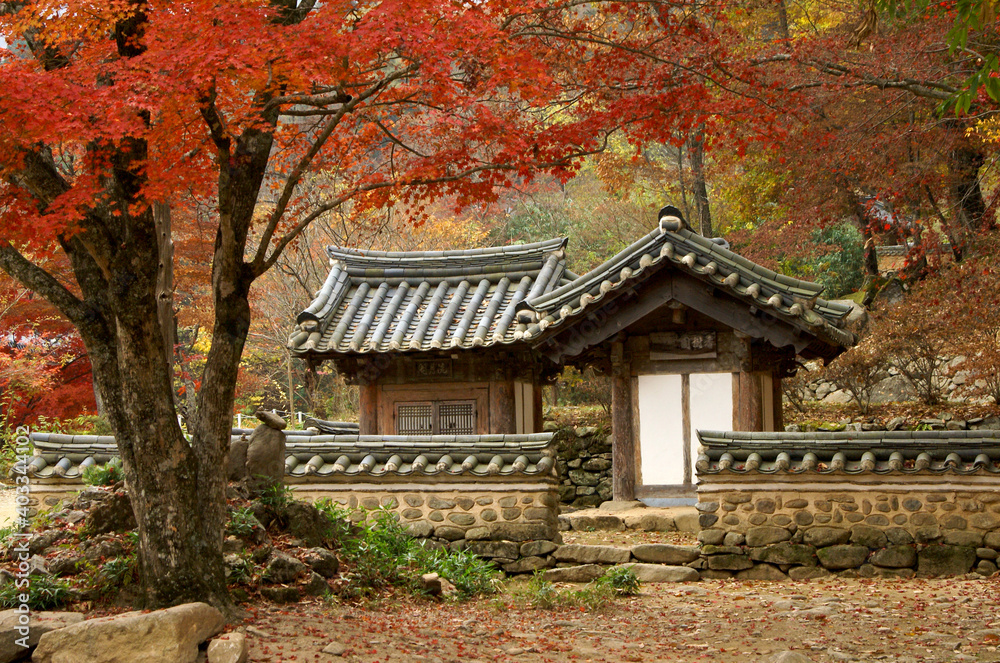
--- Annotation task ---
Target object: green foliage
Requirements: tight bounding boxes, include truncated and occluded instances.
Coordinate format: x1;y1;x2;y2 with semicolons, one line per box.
257;482;294;509
416;547;502;598
224;555;255;585
0;576;73;610
508;569;635;610
337;507;499;600
226;507;259;537
81;460;123;486
598;566;640;596
314;498;356;543
782;223;865;299
340;508;415;594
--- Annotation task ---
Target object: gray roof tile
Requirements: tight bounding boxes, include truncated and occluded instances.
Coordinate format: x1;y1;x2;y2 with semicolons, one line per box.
290;207;856;357
696;430;1000;475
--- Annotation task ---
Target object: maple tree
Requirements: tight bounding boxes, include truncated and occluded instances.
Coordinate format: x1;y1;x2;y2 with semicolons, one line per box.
0;0;772;609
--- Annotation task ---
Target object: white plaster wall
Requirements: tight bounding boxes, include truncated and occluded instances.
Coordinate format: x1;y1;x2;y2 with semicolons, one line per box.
689;372;733;467
638;374;684;485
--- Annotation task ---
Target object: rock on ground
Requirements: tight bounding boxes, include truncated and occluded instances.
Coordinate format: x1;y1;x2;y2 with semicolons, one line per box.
207;632;248;663
0;610;83;663
622;563;700;583
245;423;285;487
32;602;223;663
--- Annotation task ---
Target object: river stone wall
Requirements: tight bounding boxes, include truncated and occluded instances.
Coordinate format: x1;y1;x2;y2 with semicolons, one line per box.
695;488;1000;579
291;486;562;572
548;424;614;507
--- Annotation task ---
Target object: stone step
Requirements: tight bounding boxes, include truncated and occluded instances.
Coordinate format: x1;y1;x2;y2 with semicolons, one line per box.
559;505;699;533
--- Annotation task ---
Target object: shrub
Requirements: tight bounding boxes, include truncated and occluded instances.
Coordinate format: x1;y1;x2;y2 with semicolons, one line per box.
0;576;72;610
82;459;123;486
415;547;501;598
598;566;640;596
314;497;355;543
226;507;259;537
822;336;890;414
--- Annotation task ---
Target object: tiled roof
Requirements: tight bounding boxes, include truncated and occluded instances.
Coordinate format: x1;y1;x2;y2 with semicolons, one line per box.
21;432;555;481
518;209;856;349
289;239;570;354
289;206;856;358
696;430;1000;475
284;433;555;478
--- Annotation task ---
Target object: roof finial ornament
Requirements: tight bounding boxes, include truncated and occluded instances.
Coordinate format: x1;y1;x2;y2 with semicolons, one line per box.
658;204;691;233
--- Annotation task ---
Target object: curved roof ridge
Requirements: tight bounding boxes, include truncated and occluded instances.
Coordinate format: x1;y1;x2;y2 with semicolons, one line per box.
326;236;567;267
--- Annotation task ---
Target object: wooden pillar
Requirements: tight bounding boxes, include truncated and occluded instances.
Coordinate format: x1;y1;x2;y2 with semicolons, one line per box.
771;373;784;432
611;350;635;501
735;371;764;431
359;383;379;435
532;384;544;433
490;381;516;434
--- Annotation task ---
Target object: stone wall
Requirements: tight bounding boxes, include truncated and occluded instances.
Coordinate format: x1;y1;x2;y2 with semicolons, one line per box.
695;488;1000;579
290;485;562;573
548;424;614;507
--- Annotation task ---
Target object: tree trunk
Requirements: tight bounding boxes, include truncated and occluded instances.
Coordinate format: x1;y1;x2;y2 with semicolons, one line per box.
948;137;989;232
689;127;713;237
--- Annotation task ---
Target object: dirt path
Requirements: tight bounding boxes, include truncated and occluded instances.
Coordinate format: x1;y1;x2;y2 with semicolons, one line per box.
242;576;1000;662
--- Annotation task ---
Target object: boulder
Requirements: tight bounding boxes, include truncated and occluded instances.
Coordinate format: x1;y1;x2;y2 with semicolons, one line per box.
520;541;558;557
260;586;300;603
281;501;331;548
256;410;287;430
552;544;630;565
631;544;699;565
302;548;339;578
802;527;850;548
623;563;699;583
467;541;520;559
27;530;67;556
817;545;869;570
84;491;136;534
917;545;976;576
706;554;753;571
303;572;330;597
32;602;223;663
502;556;551;574
542;564;606;583
488;523;555;542
787;566;832;580
263;551;307;584
850;525;888;549
207;632;248;663
245;424;286;487
227;438;249;482
870;545;916;569
735;564;789;581
750;543;817;566
0;610;83;663
745;526;792;547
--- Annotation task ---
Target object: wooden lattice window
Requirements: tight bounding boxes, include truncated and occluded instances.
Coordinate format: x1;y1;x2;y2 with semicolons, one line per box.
395;400;476;434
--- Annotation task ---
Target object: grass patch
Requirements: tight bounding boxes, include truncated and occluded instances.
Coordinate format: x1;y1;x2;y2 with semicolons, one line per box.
506;567;640;611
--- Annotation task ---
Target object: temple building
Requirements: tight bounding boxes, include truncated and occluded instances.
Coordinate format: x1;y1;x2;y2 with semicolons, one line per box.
288;206;857;502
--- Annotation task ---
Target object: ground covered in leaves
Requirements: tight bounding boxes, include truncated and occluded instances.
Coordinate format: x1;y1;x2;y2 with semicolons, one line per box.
244;576;1000;662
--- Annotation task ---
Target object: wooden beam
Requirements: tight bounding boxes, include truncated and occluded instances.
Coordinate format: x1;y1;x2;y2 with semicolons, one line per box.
671;277;810;354
489;380;516;434
611;353;635;501
359;383;379;435
538;276;674;362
